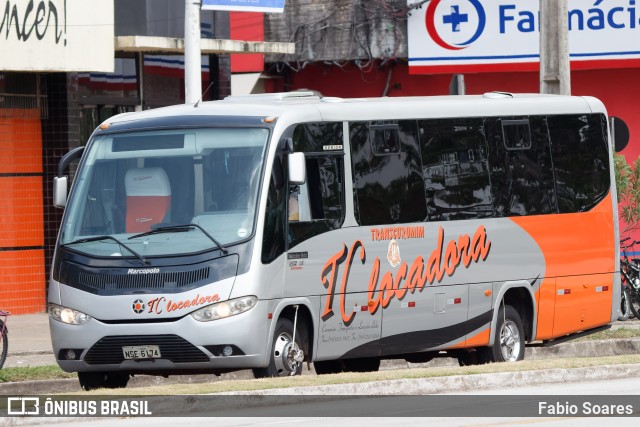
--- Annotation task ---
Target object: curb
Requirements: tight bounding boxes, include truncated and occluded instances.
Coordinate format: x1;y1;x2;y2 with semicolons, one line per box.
2;363;639;422
231;363;640;396
2;338;640;395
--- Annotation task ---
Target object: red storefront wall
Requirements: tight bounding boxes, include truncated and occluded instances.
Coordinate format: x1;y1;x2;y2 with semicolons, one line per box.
266;63;640;239
267;63;640;160
230;12;264;74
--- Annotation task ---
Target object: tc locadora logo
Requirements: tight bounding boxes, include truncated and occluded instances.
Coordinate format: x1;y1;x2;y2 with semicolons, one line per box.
425;0;486;50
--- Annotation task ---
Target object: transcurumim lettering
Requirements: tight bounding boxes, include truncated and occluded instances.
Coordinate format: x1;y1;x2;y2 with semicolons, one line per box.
370;225;425;241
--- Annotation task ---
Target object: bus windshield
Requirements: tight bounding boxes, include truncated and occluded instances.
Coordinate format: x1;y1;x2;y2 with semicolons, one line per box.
59;127;269;257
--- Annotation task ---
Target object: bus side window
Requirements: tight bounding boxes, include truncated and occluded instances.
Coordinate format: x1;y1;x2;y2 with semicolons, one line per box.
287;123;345;249
548;114;610;213
419;118;492;221
486;117;556;216
351;120;426;226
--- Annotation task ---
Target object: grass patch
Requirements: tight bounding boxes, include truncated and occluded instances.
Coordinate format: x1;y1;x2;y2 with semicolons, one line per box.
573;327;640;341
75;354;640;397
0;365;75;383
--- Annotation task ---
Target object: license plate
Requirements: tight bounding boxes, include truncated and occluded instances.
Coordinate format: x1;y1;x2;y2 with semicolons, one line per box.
122;345;161;359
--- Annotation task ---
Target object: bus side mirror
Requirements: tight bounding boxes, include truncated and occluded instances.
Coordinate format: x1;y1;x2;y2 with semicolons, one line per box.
53;146;85;209
288;152;306;185
611;116;630;152
53;176;68;208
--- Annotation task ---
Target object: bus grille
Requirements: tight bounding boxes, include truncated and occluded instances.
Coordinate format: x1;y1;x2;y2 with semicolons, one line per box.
78;268;210;291
84;335;209;365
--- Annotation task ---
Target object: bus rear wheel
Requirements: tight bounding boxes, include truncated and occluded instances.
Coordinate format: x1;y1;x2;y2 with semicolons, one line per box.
487;305;525;363
253;318;304;378
78;372;130;391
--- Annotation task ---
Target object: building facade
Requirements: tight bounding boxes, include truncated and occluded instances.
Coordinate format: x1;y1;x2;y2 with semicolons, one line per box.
0;0;233;314
262;0;640;161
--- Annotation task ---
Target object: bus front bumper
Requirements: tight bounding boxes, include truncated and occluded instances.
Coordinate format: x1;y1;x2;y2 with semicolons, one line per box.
49;301;271;374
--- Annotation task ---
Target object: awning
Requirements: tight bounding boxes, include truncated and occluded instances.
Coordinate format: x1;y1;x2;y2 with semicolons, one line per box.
115;36;294;55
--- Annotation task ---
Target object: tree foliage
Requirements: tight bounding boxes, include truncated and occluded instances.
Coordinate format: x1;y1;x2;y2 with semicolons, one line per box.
615;153;640;234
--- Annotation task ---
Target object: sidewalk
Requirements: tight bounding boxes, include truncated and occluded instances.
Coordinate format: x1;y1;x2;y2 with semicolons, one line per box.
5;312;640;369
5;313;54;368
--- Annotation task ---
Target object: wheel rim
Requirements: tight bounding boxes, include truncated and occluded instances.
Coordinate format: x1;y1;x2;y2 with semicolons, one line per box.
621;290;630;317
499;320;521;362
273;332;301;376
630;291;640;318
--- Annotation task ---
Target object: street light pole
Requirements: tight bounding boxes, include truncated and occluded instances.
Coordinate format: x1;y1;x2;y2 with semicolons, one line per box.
185;0;202;104
540;0;571;95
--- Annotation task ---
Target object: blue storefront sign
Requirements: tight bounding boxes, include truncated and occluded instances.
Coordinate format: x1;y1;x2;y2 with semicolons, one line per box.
201;0;285;13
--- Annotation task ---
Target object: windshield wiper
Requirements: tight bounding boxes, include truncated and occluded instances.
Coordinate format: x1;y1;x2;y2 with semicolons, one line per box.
62;235;148;264
128;224;228;255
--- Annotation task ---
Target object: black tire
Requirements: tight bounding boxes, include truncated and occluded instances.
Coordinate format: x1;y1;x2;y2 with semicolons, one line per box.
313;360;344;375
253;318;304;378
457;348;490;366
630;290;640;319
0;320;7;369
78;372;130;391
404;352;436;364
486;305;525;363
343;357;380;373
619;288;631;321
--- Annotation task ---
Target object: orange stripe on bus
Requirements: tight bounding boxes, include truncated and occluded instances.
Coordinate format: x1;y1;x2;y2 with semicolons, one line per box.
465;327;491;347
510;193;615;340
447;327;490;349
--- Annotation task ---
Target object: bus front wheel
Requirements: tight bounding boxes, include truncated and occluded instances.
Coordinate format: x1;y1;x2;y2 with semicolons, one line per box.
253;318;304;378
487;305;525;363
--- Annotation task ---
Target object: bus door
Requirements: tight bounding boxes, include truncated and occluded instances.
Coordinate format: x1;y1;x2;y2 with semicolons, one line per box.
284;123;380;360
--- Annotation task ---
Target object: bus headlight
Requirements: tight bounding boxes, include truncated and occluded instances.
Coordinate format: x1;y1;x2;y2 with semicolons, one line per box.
48;303;91;325
191;296;257;322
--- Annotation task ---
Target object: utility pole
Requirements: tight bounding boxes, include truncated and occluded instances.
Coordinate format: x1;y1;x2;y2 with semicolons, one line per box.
185;0;202;104
539;0;570;95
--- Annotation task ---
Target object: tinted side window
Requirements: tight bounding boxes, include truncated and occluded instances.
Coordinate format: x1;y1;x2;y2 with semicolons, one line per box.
502;119;532;150
370;122;401;154
548;114;610;213
487;117;556;216
292;122;343;152
419;118;492;221
289;123;345;248
351;120;426;225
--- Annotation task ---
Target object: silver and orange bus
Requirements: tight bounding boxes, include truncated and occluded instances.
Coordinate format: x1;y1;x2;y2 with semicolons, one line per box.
49;91;626;390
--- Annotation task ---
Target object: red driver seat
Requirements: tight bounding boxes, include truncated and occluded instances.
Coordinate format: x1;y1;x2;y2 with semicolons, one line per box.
125;167;171;233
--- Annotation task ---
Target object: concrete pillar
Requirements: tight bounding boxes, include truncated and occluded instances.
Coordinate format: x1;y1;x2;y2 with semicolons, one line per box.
185;0;202;104
540;0;571;95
